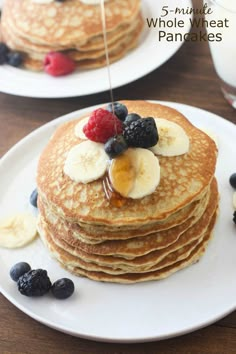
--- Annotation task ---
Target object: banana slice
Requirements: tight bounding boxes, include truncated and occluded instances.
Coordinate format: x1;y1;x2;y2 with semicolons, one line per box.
233;192;236;209
109;148;160;199
150;118;190;156
74;116;90;140
0;213;38;249
64;140;108;183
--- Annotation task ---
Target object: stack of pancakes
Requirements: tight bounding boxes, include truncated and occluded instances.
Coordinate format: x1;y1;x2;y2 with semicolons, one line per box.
0;0;143;71
37;101;219;283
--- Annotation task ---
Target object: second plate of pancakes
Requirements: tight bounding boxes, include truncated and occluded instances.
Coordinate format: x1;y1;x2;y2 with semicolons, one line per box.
0;0;192;98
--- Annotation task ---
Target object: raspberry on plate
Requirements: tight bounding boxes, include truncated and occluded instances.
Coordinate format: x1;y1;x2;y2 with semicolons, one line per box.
44;52;75;77
83;108;123;143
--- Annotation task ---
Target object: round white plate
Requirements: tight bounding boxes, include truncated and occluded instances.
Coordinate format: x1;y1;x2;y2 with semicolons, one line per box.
0;101;236;343
0;0;192;98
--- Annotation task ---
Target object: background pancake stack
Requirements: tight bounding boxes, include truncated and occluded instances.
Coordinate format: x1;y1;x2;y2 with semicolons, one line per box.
0;0;143;70
37;101;219;283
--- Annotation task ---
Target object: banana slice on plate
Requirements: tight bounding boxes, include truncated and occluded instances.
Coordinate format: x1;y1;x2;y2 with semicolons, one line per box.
233;192;236;209
109;148;160;199
150;118;190;156
74;116;90;140
0;213;38;248
64;140;108;183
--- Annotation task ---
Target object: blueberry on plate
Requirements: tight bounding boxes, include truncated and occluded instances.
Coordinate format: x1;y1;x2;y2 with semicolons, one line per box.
51;278;75;299
233;211;236;225
104;135;128;159
124;113;141;125
107;102;128;122
10;262;31;282
229;173;236;189
0;42;9;64
30;188;38;208
7;51;23;67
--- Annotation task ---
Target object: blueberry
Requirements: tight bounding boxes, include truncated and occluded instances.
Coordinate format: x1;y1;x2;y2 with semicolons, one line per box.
107;102;128;122
51;278;74;299
233;211;236;224
17;269;51;296
0;42;9;64
10;262;31;282
30;188;38;208
229;173;236;189
7;51;23;67
104;135;128;159
124;113;141;125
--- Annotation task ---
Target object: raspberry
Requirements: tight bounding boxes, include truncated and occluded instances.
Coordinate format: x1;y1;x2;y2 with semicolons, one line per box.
44;52;75;77
83;108;123;143
123;117;158;148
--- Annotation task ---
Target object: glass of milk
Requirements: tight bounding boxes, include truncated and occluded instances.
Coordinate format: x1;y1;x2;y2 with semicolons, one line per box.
206;0;236;108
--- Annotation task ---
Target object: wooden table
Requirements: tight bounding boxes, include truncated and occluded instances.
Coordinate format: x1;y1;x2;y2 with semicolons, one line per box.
0;0;236;352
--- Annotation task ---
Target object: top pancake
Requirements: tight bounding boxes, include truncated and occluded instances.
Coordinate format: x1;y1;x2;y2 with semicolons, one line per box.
37;101;217;226
2;0;141;46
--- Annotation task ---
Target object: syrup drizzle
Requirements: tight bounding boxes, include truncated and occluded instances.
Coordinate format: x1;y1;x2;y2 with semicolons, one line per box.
100;0;126;206
103;174;127;208
100;0;115;116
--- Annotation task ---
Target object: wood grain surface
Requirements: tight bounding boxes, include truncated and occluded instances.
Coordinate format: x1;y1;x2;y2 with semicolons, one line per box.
0;0;236;352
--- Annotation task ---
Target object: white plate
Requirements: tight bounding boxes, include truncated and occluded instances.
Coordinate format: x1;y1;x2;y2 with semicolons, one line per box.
0;101;236;343
0;0;192;98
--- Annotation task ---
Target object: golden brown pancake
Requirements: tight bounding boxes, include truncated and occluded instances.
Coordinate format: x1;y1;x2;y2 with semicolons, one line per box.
36;101;219;283
37;101;217;226
0;0;143;71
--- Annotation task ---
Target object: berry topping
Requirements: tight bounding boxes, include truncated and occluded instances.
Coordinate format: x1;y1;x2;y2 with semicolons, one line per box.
17;269;52;296
229;173;236;189
10;262;31;282
83;108;123;143
7;52;23;67
124;113;141;125
44;52;75;77
123;117;158;148
30;188;38;208
0;42;9;64
51;278;75;299
233;211;236;224
104;135;128;159
107;102;128;122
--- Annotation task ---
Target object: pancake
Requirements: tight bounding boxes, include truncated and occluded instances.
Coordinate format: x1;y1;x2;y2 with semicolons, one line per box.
3;0;141;46
37;101;217;226
1;13;142;56
40;212;217;283
36;100;219;283
19;23;142;71
1;0;143;71
38;184;209;244
38;178;218;261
